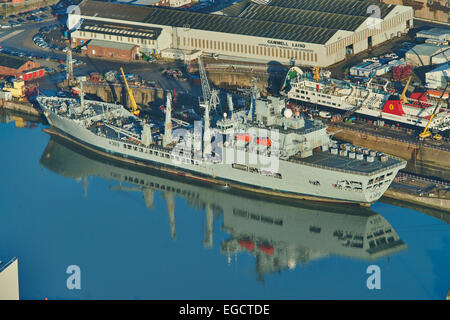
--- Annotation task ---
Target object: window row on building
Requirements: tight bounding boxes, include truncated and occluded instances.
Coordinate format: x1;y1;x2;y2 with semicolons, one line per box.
77;31;157;46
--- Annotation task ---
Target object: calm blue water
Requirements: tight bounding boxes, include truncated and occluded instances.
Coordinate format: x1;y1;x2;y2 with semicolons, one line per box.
0;120;449;300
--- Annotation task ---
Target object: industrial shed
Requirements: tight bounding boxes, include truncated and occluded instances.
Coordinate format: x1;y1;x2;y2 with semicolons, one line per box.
71;0;414;67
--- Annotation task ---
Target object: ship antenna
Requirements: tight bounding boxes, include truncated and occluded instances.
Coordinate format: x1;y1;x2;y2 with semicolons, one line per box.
80;80;85;108
247;78;258;122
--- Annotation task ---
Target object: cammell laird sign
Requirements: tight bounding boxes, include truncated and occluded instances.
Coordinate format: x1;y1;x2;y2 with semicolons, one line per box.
267;40;306;48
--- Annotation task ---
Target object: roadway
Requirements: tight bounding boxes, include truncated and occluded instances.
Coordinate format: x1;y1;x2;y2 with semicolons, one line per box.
0;17;202;98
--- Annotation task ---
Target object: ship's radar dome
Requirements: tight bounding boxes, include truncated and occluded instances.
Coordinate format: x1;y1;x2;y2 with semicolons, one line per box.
284;108;293;118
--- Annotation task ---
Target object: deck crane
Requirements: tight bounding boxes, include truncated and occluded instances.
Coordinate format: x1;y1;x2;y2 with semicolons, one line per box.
120;67;140;117
198;56;220;111
400;75;412;104
419;81;448;141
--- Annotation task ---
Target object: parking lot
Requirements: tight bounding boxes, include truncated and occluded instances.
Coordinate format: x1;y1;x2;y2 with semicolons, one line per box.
0;5;54;29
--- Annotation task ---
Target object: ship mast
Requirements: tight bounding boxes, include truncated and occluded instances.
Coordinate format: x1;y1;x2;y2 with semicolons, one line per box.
163;92;173;147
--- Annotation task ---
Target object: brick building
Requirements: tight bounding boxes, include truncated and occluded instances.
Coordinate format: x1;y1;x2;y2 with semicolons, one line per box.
83;39;140;61
0;54;45;81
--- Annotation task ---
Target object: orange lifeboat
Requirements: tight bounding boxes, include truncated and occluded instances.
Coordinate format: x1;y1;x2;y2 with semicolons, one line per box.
236;133;252;142
256;137;271;147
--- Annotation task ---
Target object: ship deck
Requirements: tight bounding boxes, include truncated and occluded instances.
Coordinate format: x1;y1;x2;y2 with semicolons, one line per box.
293;150;404;176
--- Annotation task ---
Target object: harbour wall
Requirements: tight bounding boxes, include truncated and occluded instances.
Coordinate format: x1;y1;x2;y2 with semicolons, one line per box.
0;100;41;117
0;258;20;300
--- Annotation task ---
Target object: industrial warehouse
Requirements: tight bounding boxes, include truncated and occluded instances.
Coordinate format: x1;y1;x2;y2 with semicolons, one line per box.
71;0;414;66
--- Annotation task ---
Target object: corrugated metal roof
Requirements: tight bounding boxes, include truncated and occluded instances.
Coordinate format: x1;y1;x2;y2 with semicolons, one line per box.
239;3;366;31
220;0;252;17
79;0;152;22
416;28;450;40
144;7;337;43
407;43;449;57
268;0;395;19
79;0;338;44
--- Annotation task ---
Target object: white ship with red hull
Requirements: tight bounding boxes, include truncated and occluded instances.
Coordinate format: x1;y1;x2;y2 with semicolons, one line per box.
284;67;450;132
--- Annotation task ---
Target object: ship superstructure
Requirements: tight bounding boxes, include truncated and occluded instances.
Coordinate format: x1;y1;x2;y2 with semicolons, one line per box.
284;67;450;132
37;79;406;205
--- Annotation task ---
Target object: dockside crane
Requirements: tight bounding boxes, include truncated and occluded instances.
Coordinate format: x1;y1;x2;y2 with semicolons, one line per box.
198;56;220;112
400;75;412;104
419;81;448;141
120;67;140;117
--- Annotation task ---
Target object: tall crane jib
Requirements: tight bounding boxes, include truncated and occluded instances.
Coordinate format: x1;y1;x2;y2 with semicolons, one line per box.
419;81;449;141
120;67;140;117
198;56;220;112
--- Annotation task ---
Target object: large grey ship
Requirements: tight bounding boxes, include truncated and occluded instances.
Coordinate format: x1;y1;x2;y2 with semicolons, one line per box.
36;79;406;205
40;138;408;281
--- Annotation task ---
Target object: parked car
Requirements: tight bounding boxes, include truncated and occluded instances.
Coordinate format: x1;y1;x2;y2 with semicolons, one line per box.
34;17;43;22
1;24;11;29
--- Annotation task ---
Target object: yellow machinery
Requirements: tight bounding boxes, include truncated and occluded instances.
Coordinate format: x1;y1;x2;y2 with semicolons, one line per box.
119;67;140;116
313;67;320;81
4;80;25;101
401;76;412;104
419;81;448;141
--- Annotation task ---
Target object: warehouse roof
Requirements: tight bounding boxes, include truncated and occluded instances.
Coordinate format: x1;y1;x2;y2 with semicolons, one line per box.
79;20;162;40
219;0;251;17
238;3;367;32
268;0;395;19
0;54;29;70
416;28;450;41
79;0;338;44
407;43;449;57
88;39;138;50
80;0;151;22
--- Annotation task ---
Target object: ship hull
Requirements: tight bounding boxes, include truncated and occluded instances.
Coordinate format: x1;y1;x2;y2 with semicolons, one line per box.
42;109;405;205
287;88;433;128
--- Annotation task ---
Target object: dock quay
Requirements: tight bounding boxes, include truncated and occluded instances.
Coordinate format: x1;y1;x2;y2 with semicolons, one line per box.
0;100;41;117
0;258;20;300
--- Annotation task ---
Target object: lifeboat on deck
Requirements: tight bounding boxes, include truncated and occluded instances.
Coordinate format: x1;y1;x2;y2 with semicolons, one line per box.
236;133;252;143
256;137;271;147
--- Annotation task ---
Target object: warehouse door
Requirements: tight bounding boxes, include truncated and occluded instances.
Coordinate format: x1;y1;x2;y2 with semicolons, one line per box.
368;36;373;49
346;44;354;56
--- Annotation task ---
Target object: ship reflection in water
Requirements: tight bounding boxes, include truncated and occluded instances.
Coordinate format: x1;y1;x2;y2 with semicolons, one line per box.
40;138;407;282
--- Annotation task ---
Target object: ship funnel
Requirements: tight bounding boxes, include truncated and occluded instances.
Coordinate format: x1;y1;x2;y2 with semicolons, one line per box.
227;93;233;113
163;93;173;147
